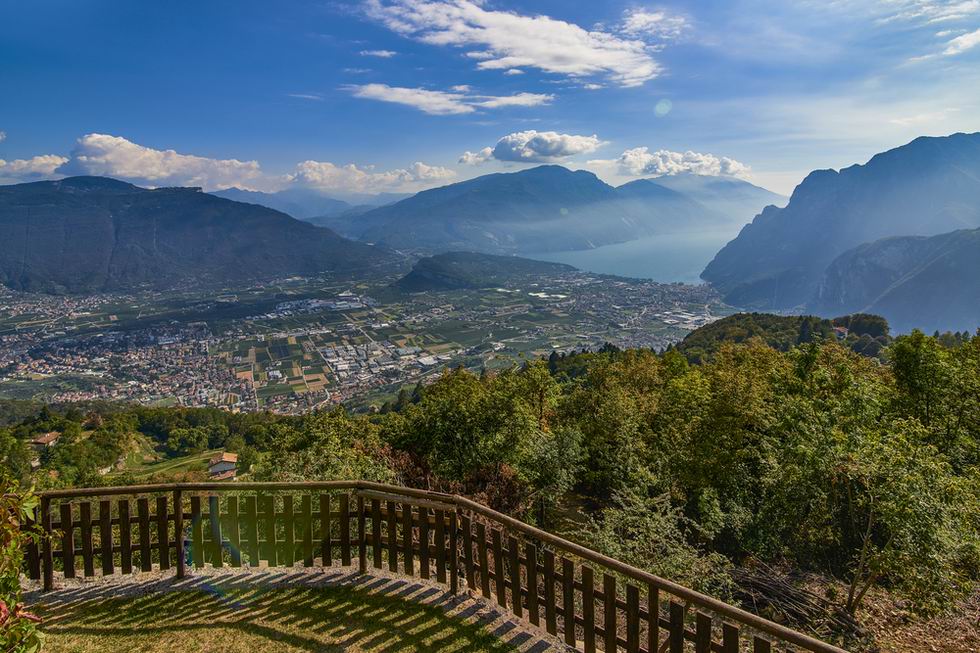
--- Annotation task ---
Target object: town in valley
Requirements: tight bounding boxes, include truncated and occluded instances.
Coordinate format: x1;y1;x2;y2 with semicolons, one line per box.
0;270;727;413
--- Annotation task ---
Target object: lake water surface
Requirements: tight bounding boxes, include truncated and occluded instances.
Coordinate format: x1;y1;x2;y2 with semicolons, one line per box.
528;231;735;284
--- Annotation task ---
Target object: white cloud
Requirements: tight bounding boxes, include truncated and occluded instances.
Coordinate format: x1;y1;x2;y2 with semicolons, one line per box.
460;130;605;164
458;147;494;165
288;159;455;193
470;92;553;109
503;68;524;75
0;131;6;143
878;0;980;24
360;49;398;57
0;154;69;180
620;8;689;41
0;133;458;196
593;147;751;178
347;83;552;114
57;133;264;190
288;93;323;101
364;0;663;87
888;106;959;125
943;27;980;54
349;84;474;114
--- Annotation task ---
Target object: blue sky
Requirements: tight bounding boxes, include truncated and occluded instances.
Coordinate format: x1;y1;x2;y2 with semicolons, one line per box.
1;0;978;196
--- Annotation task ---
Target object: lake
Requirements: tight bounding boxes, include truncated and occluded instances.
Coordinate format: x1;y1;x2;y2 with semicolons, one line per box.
528;231;735;284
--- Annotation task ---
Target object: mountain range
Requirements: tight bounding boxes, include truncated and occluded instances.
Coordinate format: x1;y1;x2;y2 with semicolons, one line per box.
702;132;980;311
321;165;783;255
0;177;403;293
210;187;410;222
211;187;353;220
811;228;980;333
647;172;785;225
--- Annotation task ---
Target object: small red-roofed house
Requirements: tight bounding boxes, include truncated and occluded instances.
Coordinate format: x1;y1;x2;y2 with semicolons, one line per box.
208;451;238;480
30;432;60;451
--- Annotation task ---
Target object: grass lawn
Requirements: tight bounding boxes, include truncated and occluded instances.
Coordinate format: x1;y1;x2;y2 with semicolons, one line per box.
111;449;217;479
39;584;514;653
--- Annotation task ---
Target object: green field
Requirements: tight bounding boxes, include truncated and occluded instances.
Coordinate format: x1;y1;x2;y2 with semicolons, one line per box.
110;449;218;479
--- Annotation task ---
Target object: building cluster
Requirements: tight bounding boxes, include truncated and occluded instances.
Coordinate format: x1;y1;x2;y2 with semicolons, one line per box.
0;323;253;408
0;272;725;413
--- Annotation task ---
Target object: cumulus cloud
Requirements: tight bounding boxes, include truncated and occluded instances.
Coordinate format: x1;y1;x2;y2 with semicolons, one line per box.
56;133;264;190
0;154;70;180
943;27;980;54
360;49;398;57
347;83;552;115
620;9;689;41
460;130;605;164
288;160;455;193
458;147;494;165
593;147;751;178
364;0;663;87
0;132;457;196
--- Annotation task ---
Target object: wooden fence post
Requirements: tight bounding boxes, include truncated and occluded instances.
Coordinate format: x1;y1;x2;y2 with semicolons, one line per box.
174;489;185;579
41;496;53;591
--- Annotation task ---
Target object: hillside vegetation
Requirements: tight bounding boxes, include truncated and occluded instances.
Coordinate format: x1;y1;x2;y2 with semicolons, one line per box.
4;329;979;650
396;251;576;292
673;312;891;363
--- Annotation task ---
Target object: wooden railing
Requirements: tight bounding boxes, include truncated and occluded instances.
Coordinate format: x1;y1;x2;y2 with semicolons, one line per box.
24;481;847;653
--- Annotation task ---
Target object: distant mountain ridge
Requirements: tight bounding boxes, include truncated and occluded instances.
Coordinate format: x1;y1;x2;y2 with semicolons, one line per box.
702;132;980;309
0;176;402;293
211;187;352;220
811;228;980;333
326;165;778;255
396;251;576;292
647;172;786;224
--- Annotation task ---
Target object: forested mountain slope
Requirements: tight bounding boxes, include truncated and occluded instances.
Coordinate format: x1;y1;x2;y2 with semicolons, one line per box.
0;176;402;293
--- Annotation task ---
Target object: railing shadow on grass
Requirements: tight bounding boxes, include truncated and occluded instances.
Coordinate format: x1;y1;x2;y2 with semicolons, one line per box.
24;481;849;653
33;567;543;653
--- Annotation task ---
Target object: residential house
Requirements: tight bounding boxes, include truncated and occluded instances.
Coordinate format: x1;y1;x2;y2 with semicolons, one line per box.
208;452;238;480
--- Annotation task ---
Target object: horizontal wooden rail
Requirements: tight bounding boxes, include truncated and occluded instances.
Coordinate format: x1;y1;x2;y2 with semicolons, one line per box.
27;481;847;653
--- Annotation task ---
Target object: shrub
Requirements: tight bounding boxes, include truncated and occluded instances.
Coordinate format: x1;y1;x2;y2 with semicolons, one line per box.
0;475;43;653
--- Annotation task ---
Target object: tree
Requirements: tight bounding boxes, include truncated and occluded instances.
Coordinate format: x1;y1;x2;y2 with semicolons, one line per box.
836;420;979;614
254;409;393;483
577;488;732;597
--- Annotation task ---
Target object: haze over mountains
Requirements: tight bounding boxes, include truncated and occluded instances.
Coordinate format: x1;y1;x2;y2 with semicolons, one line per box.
812;228;980;333
0;177;402;293
210;187;410;222
322;165;783;254
211;187;353;221
702;133;980;316
644;173;785;225
2;132;978;334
